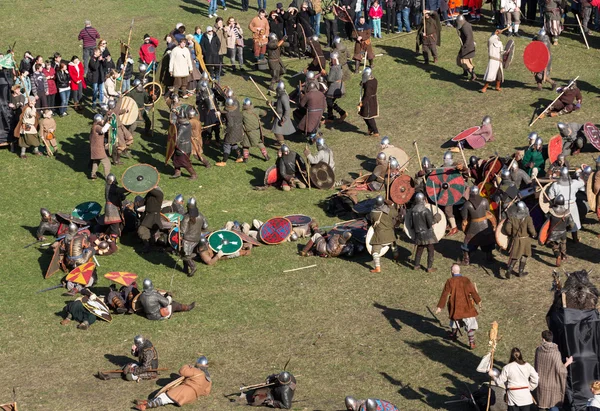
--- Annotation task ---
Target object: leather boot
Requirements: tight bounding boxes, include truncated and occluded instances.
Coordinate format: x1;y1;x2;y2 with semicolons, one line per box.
201;156;211;168
426;247;436;272
368;59;374;68
459;251;470;266
505;259;515;279
414;246;423;270
171;301;196;312
480;83;489;93
77;320;89;330
517;260;528;277
300;240;314;256
98;371;123;380
187;259;197;277
572;231;579;243
141;240;152;254
555;255;562;267
470;70;477;81
495;80;501;91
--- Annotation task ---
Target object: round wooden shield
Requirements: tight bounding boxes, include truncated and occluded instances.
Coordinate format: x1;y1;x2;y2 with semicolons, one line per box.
259;217;292;244
523;41;550;73
45;243;63;279
452;126;480;142
583;123;600;152
235;230;262;247
587;172;597;212
208;230;243;255
121;164;160;194
81;295;112;322
382;147;409;170
538;219;551;245
389;174;415;205
264;165;278;186
425;168;466;206
404;204;446;241
57;212;87;226
118;96;139;126
168;226;180;251
72;201;102;221
539;182;553;214
109;113;118;156
503;39;515;69
284;214;313;227
309;162;335;189
548;134;563;164
162;212;183;223
365;226;390;255
487;210;498;230
495;219;508;250
165;124;177;165
144;82;164;107
465;131;487;150
328;219;369;243
351;173;371;187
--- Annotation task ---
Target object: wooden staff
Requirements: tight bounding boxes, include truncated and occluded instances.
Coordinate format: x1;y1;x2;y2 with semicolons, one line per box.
533;176;552;202
151;62;157;138
117;19;135;92
485;321;499;411
248;76;281;120
386;162;391;201
479;154;499;191
575;14;590;49
283;264;317;273
413;140;423;171
100;367;168;374
458;142;471;178
530;76;579;127
305;143;311;190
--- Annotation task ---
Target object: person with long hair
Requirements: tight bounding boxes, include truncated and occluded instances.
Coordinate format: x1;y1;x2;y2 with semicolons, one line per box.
490;347;539;411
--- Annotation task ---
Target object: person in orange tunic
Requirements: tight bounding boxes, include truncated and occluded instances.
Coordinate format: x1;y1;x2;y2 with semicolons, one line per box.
134;356;212;410
436;263;482;349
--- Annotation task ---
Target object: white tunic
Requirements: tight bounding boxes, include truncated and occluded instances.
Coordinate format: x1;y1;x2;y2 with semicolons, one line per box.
548;179;585;230
483;34;504;83
495;362;539;406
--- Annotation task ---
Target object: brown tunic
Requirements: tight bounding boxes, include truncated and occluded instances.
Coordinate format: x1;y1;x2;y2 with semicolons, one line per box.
359;78;378;119
90;124;107;160
504;214;536;259
166;365;212;406
298;89;326;133
436;275;481;321
189;117;204;155
352;28;375;60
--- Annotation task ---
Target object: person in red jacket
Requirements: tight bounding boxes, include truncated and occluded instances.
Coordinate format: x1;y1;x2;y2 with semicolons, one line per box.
436;263;482;349
369;0;384;38
139;34;159;71
42;61;58;113
67;56;86;111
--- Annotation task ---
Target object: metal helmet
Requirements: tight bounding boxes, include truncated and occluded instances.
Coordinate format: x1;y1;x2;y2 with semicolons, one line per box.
316;137;325;150
40;208;51;219
345;396;358;410
225;98;235;108
196;356;208;366
500;168;510;180
534;137;543;149
278;371;292;384
341;231;352;241
374;195;384;207
276;80;285;92
198;237;208;248
188;197;197;208
97;241;109;252
199;80;208;90
201;71;209;80
186;106;197;118
557;153;565;163
133;335;145;347
361;67;372;83
289;232;298;241
68;222;78;235
134;195;144;208
559;166;569;180
421;156;431;170
456;14;466;28
470;185;480;196
584;165;593;174
389;157;399;170
309;34;318;42
243;97;252;108
93;113;104;124
139;63;148;73
306;71;316;80
557;122;566;133
510;161;518;171
443;151;453;166
366;399;378;411
554;194;565;206
415;192;425;204
142;278;153;291
491;368;500;379
527;132;538;143
333;36;342;45
516;201;528;213
133;78;142;87
330;51;339;61
280;144;290;155
225;88;234;98
173;194;184;205
380;136;390;146
306;81;317;91
469;155;478;168
106;173;116;185
107;99;117;109
269;32;278;41
377;152;387;161
482;115;491;126
538;27;546;37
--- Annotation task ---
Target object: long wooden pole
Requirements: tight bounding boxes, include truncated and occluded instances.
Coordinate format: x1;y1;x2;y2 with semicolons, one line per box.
575;14;590;49
458;142;471;178
248;76;281;120
413;140;423;171
117;19;135;93
530;76;579;127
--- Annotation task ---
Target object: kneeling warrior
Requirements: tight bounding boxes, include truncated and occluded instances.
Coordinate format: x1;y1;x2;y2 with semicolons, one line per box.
134;356;212;410
98;335;159;381
245;371;296;409
138;278;195;320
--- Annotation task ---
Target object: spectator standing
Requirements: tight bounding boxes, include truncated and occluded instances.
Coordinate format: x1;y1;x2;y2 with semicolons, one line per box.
534;330;573;411
68;56;85;111
170;38;194;98
43;61;57;112
369;0;384;38
78;20;100;76
55;61;71;116
225;17;245;71
139;34;159;70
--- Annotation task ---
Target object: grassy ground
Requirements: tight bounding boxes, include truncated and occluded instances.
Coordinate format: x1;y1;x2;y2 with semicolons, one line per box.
1;1;600;410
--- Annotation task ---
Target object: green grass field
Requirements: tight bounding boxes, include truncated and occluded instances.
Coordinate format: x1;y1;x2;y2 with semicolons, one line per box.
1;1;600;409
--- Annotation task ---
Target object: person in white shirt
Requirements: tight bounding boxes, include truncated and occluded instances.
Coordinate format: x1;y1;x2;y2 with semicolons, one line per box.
490;347;539;411
500;0;521;37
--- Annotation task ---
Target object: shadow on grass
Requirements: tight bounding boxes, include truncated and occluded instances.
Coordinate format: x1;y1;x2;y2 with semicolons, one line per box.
21;224;38;240
405;338;482;381
373;302;447;337
55;133;94;177
104;353;134;367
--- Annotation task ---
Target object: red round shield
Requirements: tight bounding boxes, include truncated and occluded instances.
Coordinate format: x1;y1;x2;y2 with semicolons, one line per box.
425;168;466;206
523;41;550;73
452;126;481;142
538;219;551;245
548;134;563;164
389;174;415;205
264;165;278;186
584;123;600;152
258;217;292;244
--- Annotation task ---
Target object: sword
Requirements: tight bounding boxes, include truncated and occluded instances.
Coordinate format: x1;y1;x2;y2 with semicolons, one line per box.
24;239;42;249
426;305;444;327
100;367;168;374
36;284;64;293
